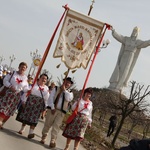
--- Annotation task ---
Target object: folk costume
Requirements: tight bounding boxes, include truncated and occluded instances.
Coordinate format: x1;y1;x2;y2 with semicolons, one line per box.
40;77;74;149
17;74;49;139
16;82;49;126
0;71;28;124
63;87;93;150
63;98;93;140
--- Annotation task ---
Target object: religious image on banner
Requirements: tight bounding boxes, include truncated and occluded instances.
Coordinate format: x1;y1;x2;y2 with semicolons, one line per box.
53;9;105;69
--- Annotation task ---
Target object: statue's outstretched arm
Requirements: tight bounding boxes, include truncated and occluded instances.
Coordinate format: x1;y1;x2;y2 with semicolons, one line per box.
137;39;150;49
111;28;124;44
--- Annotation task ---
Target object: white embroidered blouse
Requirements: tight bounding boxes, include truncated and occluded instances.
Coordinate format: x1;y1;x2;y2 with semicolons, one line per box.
21;83;50;105
3;71;28;93
72;98;93;123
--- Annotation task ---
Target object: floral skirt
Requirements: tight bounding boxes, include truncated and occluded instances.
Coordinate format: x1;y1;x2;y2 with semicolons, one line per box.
62;113;89;140
16;94;45;126
0;88;20;117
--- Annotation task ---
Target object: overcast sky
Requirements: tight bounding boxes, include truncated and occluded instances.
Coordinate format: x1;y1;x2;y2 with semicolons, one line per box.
1;0;150;90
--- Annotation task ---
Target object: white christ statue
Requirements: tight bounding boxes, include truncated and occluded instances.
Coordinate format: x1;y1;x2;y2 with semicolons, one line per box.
108;26;150;92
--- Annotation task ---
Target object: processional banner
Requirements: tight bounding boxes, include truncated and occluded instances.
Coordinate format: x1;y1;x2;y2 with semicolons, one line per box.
53;9;105;69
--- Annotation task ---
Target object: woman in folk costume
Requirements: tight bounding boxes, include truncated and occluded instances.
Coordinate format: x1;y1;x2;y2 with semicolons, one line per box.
63;87;93;150
16;73;49;139
0;62;28;129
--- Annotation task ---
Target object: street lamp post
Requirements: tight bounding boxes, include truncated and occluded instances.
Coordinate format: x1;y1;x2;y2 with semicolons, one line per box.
94;39;111;54
30;49;41;61
42;69;49;75
99;39;111;51
28;49;41;76
0;56;5;65
9;54;16;70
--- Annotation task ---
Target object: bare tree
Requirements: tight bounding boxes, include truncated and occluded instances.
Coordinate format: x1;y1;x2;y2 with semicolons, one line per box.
127;111;145;139
107;81;150;147
91;88;121;125
142;117;150;139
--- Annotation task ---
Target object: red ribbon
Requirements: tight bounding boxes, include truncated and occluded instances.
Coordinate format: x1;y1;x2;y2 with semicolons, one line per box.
84;103;89;109
16;78;22;84
79;102;89;113
39;87;44;92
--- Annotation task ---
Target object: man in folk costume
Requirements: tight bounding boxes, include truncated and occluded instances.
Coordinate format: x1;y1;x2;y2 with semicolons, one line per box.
40;77;74;148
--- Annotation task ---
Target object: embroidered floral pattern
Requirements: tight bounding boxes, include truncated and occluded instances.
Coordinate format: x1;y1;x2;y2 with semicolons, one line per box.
63;113;89;139
16;94;45;126
0;89;20;116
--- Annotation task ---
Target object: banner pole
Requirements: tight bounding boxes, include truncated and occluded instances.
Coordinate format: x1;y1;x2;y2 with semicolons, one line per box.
79;24;110;99
29;4;69;94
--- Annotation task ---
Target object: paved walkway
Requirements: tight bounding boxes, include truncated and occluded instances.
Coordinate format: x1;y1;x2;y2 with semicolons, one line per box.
0;113;86;150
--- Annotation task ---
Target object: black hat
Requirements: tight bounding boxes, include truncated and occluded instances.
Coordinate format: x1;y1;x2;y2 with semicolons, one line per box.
63;77;74;84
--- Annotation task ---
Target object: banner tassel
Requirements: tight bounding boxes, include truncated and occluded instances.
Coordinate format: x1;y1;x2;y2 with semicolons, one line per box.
72;70;77;73
56;63;61;68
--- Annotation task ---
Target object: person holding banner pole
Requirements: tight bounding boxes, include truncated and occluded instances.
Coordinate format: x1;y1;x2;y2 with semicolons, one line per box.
40;77;74;148
62;87;93;150
16;73;49;139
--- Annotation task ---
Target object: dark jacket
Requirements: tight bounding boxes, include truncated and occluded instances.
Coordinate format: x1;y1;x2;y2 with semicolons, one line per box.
120;139;150;150
109;115;117;126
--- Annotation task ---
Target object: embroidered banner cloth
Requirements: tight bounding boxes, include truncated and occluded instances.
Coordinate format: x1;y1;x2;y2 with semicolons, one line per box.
53;9;105;69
